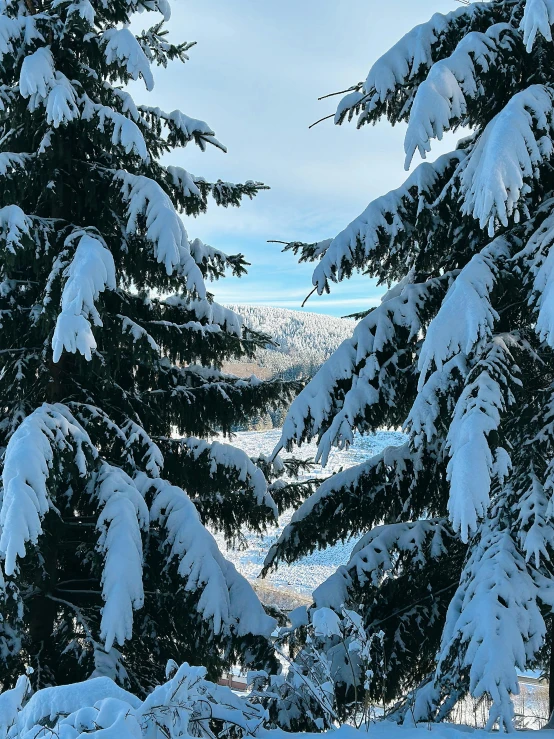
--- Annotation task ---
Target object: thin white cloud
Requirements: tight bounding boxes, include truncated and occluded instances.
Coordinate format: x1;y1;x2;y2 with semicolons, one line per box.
135;0;461;316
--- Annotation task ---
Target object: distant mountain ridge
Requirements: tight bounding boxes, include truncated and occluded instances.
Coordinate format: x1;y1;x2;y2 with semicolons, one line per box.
225;304;356;379
221;305;355;430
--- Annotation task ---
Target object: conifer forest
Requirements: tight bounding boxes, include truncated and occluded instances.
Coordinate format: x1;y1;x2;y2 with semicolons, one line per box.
2;0;554;737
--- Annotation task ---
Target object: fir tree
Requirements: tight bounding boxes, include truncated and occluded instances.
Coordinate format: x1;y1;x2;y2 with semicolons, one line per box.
263;0;554;729
0;0;296;694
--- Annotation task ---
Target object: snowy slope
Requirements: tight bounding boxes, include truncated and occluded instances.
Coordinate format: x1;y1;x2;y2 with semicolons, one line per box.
261;719;553;738
214;428;405;596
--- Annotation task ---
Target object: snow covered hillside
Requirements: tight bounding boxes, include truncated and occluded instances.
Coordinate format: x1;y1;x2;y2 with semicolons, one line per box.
225;305;356;379
214;428;405;596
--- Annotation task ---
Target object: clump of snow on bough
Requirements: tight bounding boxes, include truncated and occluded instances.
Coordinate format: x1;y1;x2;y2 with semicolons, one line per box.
0;661;267;739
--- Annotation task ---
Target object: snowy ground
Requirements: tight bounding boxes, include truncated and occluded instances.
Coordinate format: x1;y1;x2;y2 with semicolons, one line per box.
214;429;405;596
261;723;553;739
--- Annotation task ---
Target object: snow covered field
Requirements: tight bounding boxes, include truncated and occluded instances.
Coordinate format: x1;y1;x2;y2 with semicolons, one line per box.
214;429;405;596
261;723;554;739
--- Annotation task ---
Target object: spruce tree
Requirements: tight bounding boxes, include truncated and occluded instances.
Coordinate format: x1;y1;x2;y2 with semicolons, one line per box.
0;0;295;694
263;0;554;729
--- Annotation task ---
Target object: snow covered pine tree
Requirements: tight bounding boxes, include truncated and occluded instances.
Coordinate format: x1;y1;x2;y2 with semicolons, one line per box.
263;0;554;730
0;0;295;695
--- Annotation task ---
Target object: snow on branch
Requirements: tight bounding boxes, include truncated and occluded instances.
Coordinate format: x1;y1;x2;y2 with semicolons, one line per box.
335;3;482;127
125;0;170;21
166;109;225;151
136;662;267;736
0;15;41;65
19;47;55;99
418;237;510;388
404;24;514;168
163;295;242;335
459;84;554;236
314;360;380;465
189;236;236;274
274;278;445;462
314;519;450;611
0;675;29;737
446;337;519;541
119;314;161;353
146;0;171;21
122;419;164;477
116;170;207;291
263;443;414;572
520;0;554;51
11;675;140;734
0;205;33;254
313;276;439;460
7;661;266;738
82;97;148;159
44;74;79;128
272;338;356;456
19;47;80;127
0;152;31;177
103;27;154;91
142;476;275;638
179;436;277;515
140;105;226;151
516;469;554;567
312;151;464;293
52;232;116;363
520;204;554;348
407;354;467;452
110;85;140;121
167;164;202;201
436;521;545;731
94;463;149;651
279;237;334;266
68;402;128;446
0;404;96;576
64;404;163;480
63;0;96;25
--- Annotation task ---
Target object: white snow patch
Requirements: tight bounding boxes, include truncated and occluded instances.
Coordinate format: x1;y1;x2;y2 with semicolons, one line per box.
52;232;117;363
213;429;405;595
103;27;154;91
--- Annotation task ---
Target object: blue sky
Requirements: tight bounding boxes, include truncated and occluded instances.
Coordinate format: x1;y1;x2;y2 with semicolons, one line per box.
134;0;461;316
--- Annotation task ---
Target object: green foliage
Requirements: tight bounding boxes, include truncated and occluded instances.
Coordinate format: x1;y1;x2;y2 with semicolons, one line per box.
0;0;295;695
